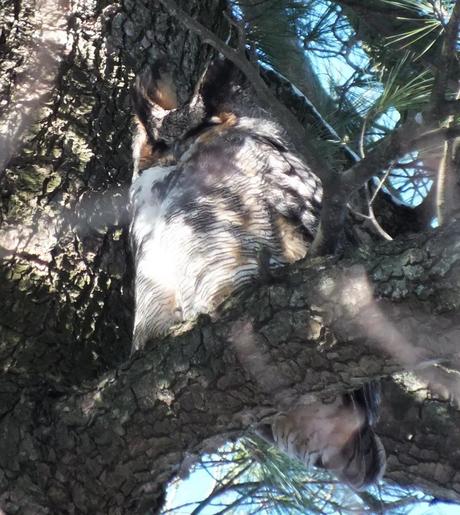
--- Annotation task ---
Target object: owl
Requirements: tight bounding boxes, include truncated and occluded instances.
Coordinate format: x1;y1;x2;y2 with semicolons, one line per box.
129;59;385;490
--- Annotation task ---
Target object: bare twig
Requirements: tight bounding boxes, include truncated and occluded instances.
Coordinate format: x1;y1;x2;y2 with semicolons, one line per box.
366;183;393;241
370;166;393;205
355;490;421;512
223;10;246;52
430;0;460;224
437;138;453;225
342;123;460;195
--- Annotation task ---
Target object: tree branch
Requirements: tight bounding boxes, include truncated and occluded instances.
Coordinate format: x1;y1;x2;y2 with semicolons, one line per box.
379;376;460;502
430;0;460;225
343;123;460;194
431;0;460;114
3;220;460;511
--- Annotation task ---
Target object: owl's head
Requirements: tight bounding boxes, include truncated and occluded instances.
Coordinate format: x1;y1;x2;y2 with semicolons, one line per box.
131;57;246;178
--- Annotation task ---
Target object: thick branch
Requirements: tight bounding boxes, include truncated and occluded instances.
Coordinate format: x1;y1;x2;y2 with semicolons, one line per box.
431;0;460;113
431;0;460;225
379;377;460;502
343;123;460;193
2;221;460;512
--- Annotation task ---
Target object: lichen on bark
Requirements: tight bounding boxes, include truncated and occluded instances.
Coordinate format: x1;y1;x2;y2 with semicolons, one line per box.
2;0;460;513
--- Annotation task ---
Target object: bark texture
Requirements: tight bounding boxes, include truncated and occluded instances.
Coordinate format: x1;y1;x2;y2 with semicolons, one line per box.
380;377;460;502
0;0;224;383
2;220;460;512
1;0;460;513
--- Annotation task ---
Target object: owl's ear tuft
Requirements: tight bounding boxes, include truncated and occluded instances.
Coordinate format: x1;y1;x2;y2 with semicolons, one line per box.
134;60;178;112
200;57;243;118
336;427;386;491
131;60;177;175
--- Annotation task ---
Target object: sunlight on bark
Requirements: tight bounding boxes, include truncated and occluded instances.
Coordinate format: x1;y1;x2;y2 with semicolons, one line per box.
0;0;72;174
337;269;460;402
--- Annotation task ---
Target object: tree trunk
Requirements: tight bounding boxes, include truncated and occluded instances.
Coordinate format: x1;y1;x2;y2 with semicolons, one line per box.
0;0;225;383
2;0;460;513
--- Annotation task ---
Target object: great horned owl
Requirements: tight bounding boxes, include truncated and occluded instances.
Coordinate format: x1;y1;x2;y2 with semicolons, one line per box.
129;59;385;490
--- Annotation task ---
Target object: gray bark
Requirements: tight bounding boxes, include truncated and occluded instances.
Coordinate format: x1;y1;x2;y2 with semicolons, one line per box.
380;377;460;502
2;219;460;512
1;0;460;513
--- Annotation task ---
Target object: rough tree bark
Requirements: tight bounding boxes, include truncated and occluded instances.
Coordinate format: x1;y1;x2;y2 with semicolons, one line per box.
1;0;460;513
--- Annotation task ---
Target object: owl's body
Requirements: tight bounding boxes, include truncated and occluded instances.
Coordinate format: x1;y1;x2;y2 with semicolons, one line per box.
129;61;385;490
130;115;321;350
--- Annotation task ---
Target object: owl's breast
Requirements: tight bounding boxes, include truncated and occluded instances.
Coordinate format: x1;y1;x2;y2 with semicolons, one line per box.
130;123;315;348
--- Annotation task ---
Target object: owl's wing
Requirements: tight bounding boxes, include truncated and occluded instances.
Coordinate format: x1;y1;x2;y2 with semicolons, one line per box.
267;383;386;490
203;58;324;236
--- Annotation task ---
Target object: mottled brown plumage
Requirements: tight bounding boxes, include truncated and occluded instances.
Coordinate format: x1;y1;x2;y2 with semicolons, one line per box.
129;59;385;490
